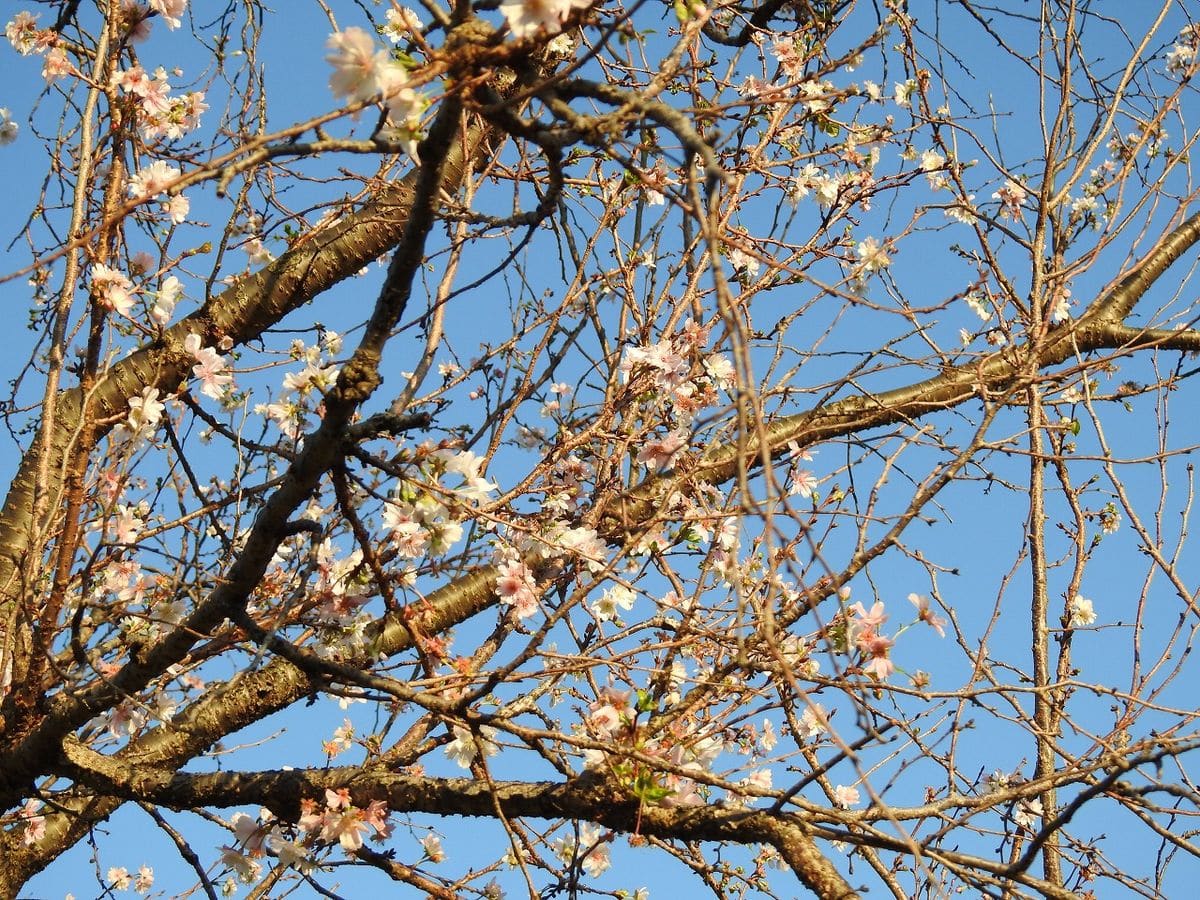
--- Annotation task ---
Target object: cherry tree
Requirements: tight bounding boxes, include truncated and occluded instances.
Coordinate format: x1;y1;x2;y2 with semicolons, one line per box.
1;0;1199;897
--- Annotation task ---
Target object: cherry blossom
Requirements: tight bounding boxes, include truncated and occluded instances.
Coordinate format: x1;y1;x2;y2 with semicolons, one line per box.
421;833;446;862
20;799;45;846
164;194;189;224
1049;284;1072;323
113;504;145;544
703;353;735;390
1068;595;1097;627
383;7;422;44
220;845;262;882
849;600;888;633
789;468;820;499
445;724;499;768
107;866;132;890
1099;502;1121;534
992;179;1027;219
500;0;591;40
893;79;917;107
965;292;991;320
592;583;635;622
242;237;274;266
42;47;73;80
134;866;154;892
908;593;947;637
587;700;625;737
0;108;17;145
860;631;895;680
833;784;861;808
91;264;135;316
495;559;539;618
149;0;187;29
118;387;165;441
326;27;408;105
798;704;828;740
1014;796;1044;831
636;430;688;471
855;236;890;272
577;824;611;877
919;148;945;171
231;812;266;856
129;160;180;199
183;333;233;400
5;12;43;55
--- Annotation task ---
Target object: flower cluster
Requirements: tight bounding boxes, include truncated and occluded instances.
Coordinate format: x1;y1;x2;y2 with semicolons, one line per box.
128;159;189;224
1167;24;1200;76
106;864;155;892
381;448;495;562
552;823;611;877
114;65;208;142
445;724;500;768
91;264;136;316
847;600;895;680
255;336;341;439
992;179;1027;220
296;789;391;853
114;387;167;445
183;333;234;401
619;319;733;421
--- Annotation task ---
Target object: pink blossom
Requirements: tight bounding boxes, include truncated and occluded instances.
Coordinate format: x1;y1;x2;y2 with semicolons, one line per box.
908;592;947;637
138;69;174;116
321;809;370;852
219;846;261;882
6;11;45;55
588;703;623;737
326;27;405;104
91;264;135;316
134;866;154;892
21;799;45;846
636;430;688;471
129;159;180;199
42;46;73;80
242;237;274;266
500;0;591;40
445;724;499;769
495;559;539;618
850;600;888;632
663;774;704;807
107;866;132;890
789;468;819;498
149;0;186;29
113;504;144;544
297;798;324;835
126;387;165;433
859;631;895;679
992;179;1027;219
578;823;611;876
183;333;233;399
856;236;891;272
114;65;153;96
592;584;635;622
164;193;189;224
232;812;266;856
833;784;861;808
703;353;735;390
620;338;689;390
421;833;445;862
362;799;391;839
